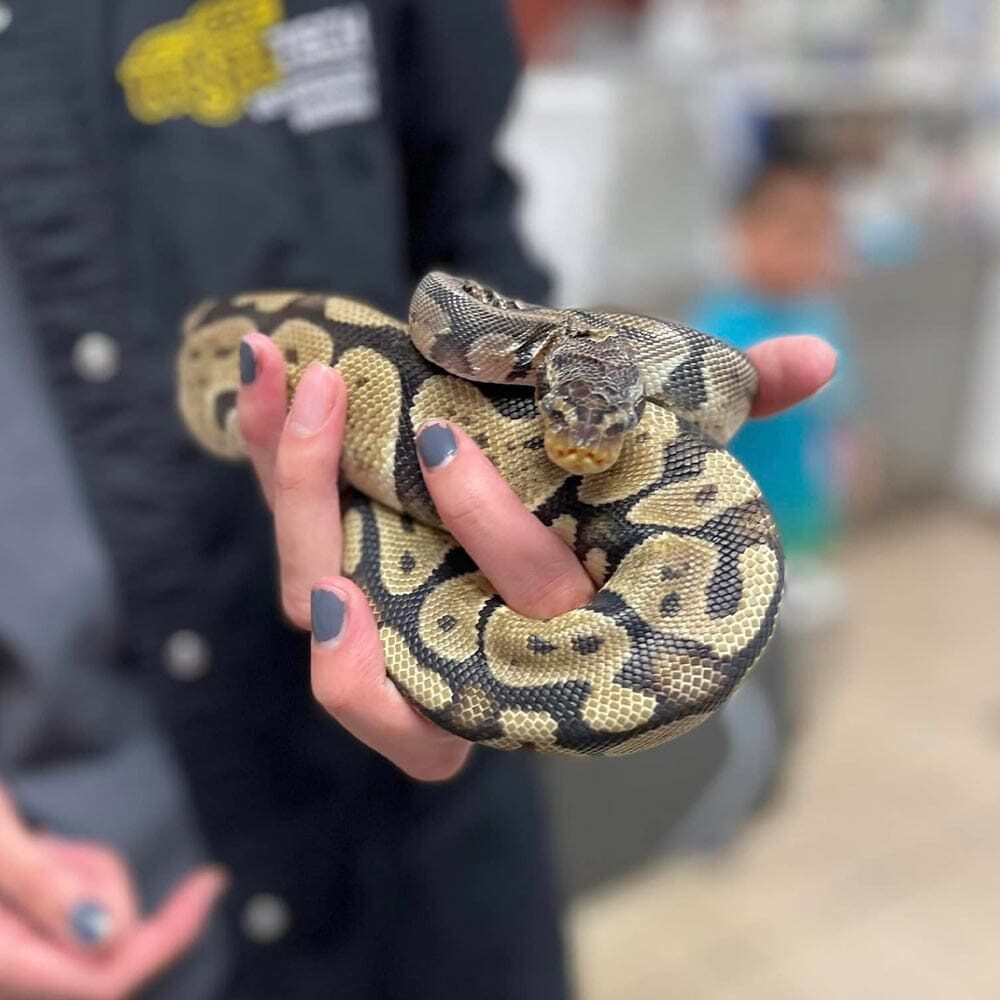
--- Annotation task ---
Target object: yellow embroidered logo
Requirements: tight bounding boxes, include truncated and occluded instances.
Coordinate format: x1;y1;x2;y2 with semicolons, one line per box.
116;0;285;127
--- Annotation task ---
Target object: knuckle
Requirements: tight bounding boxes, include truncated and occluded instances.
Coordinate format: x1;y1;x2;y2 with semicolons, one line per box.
439;491;484;538
273;461;311;497
401;745;468;783
525;568;593;618
396;740;472;782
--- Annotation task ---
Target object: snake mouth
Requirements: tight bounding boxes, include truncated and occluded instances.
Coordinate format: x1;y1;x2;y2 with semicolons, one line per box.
544;429;623;475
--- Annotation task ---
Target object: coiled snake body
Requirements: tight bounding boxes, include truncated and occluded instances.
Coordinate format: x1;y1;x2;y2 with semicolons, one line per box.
178;273;783;755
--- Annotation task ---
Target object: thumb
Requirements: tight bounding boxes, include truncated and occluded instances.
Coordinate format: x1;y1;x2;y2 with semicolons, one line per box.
0;788;117;951
106;867;229;998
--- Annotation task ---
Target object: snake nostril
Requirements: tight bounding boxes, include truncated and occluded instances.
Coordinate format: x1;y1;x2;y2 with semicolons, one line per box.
214;389;237;430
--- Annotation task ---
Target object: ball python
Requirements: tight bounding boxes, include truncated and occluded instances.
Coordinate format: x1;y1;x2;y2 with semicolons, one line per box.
177;272;783;756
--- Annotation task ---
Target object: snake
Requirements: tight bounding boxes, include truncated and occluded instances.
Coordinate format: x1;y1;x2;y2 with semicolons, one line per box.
176;272;783;756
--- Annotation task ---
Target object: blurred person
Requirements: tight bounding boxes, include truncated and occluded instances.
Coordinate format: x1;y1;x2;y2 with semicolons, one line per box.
0;3;836;999
676;156;875;850
688;157;876;595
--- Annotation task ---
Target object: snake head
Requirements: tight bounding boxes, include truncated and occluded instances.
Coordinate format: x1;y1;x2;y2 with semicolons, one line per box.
537;326;644;476
539;387;642;475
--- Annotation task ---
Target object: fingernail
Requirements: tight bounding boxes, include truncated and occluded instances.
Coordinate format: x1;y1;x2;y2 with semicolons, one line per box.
416;422;457;469
311;588;346;646
239;339;257;385
288;364;335;437
69;900;114;948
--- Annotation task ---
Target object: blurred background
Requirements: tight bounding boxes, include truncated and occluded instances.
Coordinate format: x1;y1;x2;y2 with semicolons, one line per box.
501;1;1000;997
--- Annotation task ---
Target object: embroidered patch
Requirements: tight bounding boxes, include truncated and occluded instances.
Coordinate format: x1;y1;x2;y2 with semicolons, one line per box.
249;6;379;132
116;0;284;126
116;0;380;132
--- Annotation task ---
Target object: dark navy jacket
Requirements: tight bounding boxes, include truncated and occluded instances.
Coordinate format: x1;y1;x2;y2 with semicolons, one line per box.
0;2;566;997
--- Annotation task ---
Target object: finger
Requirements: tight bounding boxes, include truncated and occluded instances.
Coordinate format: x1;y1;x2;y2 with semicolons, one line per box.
36;838;140;935
273;362;347;628
746;335;838;418
0;791;118;953
236;333;288;509
0;899;118;1000
92;867;228;1000
309;580;471;782
0;899;90;1000
415;422;594;618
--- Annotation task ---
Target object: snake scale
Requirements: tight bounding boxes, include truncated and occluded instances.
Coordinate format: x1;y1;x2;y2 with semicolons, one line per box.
177;272;783;756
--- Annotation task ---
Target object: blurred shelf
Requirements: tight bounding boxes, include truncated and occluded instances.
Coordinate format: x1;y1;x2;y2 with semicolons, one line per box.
725;52;983;113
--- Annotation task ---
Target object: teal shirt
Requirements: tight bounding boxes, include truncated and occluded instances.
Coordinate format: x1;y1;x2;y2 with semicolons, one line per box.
687;289;856;555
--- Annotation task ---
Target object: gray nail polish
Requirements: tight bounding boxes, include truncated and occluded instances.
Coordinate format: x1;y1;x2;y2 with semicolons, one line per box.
69;900;114;947
239;340;257;385
416;423;457;469
311;588;346;644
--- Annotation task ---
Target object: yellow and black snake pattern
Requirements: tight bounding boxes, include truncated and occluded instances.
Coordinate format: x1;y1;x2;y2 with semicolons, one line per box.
177;273;783;756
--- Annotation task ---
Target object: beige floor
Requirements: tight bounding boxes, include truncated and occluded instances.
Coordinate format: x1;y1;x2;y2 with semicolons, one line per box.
568;507;1000;1000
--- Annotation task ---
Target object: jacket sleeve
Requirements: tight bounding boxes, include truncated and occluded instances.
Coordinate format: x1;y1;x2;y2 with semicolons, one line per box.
394;0;550;302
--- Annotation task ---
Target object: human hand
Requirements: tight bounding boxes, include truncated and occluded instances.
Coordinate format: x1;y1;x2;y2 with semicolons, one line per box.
237;332;835;781
0;787;227;1000
743;334;838;419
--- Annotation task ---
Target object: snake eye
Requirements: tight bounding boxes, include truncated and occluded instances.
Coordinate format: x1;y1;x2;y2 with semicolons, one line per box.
461;279;521;310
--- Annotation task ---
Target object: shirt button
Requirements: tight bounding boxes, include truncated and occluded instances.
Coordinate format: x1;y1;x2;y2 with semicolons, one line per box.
241;893;292;944
0;4;12;34
72;331;120;382
163;629;211;682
